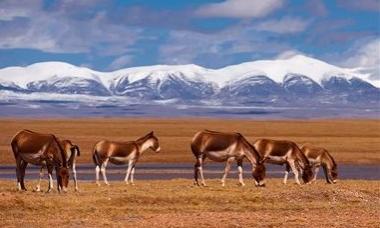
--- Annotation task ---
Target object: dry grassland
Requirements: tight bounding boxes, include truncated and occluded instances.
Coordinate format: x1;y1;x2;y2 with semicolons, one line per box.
0;179;379;227
0;118;379;164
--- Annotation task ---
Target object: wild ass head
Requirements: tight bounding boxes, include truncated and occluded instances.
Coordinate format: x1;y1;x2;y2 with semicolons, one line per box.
327;160;338;184
328;153;338;184
51;136;70;192
302;164;314;184
57;167;70;192
252;161;266;187
146;131;161;153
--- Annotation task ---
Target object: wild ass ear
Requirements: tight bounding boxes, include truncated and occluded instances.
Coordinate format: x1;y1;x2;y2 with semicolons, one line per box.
149;131;154;136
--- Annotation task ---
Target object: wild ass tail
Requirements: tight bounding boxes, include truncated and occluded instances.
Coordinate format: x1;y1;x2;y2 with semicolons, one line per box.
74;145;81;157
11;140;19;160
10;132;22;160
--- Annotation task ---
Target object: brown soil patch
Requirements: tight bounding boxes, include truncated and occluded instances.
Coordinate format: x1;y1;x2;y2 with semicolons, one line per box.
0;118;379;164
0;179;379;227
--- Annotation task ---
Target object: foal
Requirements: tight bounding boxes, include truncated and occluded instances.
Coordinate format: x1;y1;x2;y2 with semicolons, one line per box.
253;139;313;185
92;131;160;185
36;139;80;191
301;144;338;184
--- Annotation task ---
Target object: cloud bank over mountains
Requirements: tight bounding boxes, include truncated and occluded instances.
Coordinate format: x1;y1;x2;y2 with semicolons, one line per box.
0;0;378;76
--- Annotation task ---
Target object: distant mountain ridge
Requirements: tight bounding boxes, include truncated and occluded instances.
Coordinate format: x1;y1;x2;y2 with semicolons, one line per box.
0;55;379;106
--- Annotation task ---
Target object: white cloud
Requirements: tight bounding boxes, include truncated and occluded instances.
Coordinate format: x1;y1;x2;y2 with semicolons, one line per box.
275;50;309;59
159;25;290;66
108;55;134;70
195;0;284;18
306;0;328;16
0;7;30;21
0;0;41;21
340;38;380;81
337;0;380;12
0;1;142;55
255;17;310;34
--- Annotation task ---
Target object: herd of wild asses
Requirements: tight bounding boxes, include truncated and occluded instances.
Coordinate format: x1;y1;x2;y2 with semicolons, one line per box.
10;129;337;192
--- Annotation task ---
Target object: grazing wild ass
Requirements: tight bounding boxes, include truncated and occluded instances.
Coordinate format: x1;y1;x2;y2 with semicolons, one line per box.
92;131;160;185
191;130;266;187
253;139;313;185
36;139;81;192
301;145;338;184
11;130;70;192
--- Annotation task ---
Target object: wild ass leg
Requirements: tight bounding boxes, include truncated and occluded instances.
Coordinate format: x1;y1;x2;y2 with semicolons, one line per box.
288;160;301;185
15;157;23;191
19;160;28;191
198;156;206;186
130;165;136;185
312;166;319;183
221;157;235;187
283;164;291;184
194;158;200;186
101;159;110;185
47;166;54;193
35;167;44;192
95;165;100;186
237;159;245;186
322;164;333;184
56;167;62;192
124;160;134;184
72;163;78;191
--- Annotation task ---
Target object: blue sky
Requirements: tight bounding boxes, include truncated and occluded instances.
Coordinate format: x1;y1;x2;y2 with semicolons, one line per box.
0;0;379;78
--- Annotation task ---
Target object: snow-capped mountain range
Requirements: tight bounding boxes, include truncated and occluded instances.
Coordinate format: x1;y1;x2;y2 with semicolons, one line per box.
0;55;379;108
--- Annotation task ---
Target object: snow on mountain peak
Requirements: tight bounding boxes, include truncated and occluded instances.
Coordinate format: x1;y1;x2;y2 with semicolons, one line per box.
111;64;210;84
0;55;377;91
217;54;356;86
0;61;106;88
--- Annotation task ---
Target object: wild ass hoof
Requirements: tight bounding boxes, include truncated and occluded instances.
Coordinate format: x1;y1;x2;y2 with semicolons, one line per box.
238;183;245;187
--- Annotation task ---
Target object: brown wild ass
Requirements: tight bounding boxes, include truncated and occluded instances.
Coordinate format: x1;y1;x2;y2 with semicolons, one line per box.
11;130;70;192
300;144;338;184
36;139;80;191
92;131;160;185
191;130;266;187
253;139;313;185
